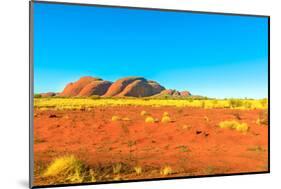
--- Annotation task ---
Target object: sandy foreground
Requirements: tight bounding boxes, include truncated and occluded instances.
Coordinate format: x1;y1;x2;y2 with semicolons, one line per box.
33;106;268;186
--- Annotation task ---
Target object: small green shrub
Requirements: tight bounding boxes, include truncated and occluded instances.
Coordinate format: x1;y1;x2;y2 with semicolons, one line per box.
34;94;42;98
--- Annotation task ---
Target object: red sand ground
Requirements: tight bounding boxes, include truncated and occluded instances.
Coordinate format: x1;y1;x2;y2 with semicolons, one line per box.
33;107;268;186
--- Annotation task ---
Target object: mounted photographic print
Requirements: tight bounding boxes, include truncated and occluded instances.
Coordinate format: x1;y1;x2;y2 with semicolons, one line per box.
30;1;269;188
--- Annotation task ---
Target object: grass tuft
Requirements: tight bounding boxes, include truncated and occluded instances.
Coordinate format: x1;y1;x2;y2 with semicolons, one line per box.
161;115;172;123
134;165;142;175
112;163;122;174
145;116;155;123
163;112;170;117
160;166;173;176
111;115;121;121
219;120;249;133
43;155;85;183
122;117;131;121
140;110;149;116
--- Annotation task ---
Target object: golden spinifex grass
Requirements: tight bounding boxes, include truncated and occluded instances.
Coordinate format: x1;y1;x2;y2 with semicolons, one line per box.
218;120;249;133
43;155;86;183
34;98;268;110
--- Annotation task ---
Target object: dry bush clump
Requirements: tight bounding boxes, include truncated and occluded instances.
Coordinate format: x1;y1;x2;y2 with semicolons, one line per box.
140;110;149;116
43;155;85;183
145;116;155;123
111;115;121;121
134;165;142;175
161;115;171;123
163;112;170;117
112;163;122;174
160;166;173;176
122;117;131;121
256;110;268;125
228;99;243;108
219;120;249;133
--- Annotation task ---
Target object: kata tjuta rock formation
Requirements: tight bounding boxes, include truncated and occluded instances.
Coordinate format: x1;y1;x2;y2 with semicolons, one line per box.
60;76;112;97
158;89;191;97
58;76;191;98
103;77;165;97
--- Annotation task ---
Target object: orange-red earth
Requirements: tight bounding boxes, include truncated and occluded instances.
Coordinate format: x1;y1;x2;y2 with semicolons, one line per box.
33;106;268;186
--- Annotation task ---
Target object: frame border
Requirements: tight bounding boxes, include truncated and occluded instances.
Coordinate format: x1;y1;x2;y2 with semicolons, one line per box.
29;1;270;188
29;1;34;188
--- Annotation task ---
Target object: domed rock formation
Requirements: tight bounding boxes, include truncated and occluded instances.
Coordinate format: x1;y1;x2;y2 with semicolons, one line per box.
58;76;190;98
148;80;166;94
59;76;110;97
117;80;154;97
103;77;146;97
160;89;191;97
180;91;191;97
78;80;112;97
104;77;165;97
160;89;176;96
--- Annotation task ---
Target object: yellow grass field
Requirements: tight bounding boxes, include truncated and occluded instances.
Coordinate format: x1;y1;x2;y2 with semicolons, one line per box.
34;97;268;110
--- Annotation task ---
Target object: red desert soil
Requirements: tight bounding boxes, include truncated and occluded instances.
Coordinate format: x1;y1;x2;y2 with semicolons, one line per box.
33;107;268;185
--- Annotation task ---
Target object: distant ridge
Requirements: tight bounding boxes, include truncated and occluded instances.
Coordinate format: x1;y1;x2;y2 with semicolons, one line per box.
49;76;191;98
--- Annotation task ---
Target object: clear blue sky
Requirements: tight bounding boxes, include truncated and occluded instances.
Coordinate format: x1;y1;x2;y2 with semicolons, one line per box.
34;2;268;99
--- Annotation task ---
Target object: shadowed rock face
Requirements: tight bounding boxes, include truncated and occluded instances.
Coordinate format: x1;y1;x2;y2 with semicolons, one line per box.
78;80;112;97
104;77;165;97
103;77;146;97
117;80;153;97
148;80;166;94
59;76;109;97
58;76;190;97
180;91;191;97
160;89;191;97
160;89;176;95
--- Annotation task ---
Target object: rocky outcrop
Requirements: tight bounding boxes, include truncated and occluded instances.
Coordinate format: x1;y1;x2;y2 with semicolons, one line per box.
104;77;165;97
148;80;166;94
180;91;191;97
59;76;111;97
103;77;146;97
117;80;155;97
78;80;112;97
57;76;190;98
159;89;191;97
